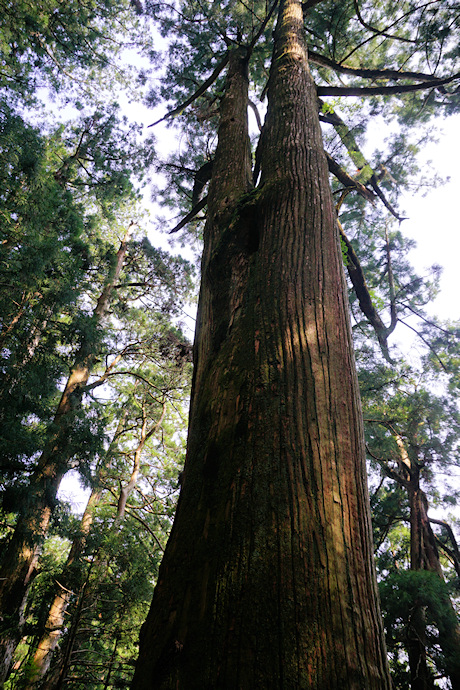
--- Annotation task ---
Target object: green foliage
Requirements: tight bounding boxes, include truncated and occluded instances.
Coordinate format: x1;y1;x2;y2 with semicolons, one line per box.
0;1;195;681
0;0;150;107
379;567;460;684
0;106;90;471
9;344;190;687
360;344;460;686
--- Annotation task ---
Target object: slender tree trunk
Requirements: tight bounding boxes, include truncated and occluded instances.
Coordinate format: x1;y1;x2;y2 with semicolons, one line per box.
0;225;134;682
392;433;460;689
407;484;434;690
23;488;102;688
42;556;97;690
132;3;390;688
409;481;460;690
30;403;163;688
24;410;130;688
114;400;166;525
103;629;121;690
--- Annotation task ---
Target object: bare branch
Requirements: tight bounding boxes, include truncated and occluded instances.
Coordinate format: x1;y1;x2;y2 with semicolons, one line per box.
353;0;414;44
309;49;436;83
169;196;208;234
399;319;448;372
400;303;456;337
124;508;165;552
430;515;460;577
384;223;398;337
248;99;263;131
317;72;460;97
340;1;441;64
148;53;230;127
369;177;407;222
338;220;395;363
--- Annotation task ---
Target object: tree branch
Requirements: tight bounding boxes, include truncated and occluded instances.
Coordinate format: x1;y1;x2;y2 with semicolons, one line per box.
399;319;448;372
248;0;280;53
320;101;406;221
248;99;263;131
369;177;407;222
169;195;208;234
317;72;460;97
326;151;375;202
309;49;436;83
400;303;456;338
192;161;214;207
148;53;230;127
124;508;165;552
429;517;460;577
365;444;409;487
340;1;442;64
352;0;414;44
338;220;395;363
384;223;398;337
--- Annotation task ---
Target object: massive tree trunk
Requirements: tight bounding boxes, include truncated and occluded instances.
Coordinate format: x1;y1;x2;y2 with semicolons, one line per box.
0;226;133;683
132;1;391;687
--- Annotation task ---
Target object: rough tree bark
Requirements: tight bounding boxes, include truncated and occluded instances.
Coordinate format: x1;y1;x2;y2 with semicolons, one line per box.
23;488;102;689
131;1;391;687
0;225;134;683
408;477;460;690
380;430;460;689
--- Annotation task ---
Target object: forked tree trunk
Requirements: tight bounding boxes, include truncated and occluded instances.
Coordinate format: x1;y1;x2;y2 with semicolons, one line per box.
132;2;390;688
0;226;133;682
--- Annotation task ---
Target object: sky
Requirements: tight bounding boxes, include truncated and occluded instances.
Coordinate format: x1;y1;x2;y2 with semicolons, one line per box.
399;115;460;322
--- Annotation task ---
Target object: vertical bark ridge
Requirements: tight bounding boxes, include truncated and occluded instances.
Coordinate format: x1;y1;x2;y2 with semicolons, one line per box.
253;0;390;684
132;3;390;687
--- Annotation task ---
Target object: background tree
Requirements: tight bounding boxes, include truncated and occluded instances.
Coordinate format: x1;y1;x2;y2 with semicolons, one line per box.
0;0;194;679
0;209;193;679
7;333;191;690
358;347;460;689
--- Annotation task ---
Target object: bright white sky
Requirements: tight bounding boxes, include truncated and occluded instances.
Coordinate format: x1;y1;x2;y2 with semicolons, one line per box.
399;115;460;322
